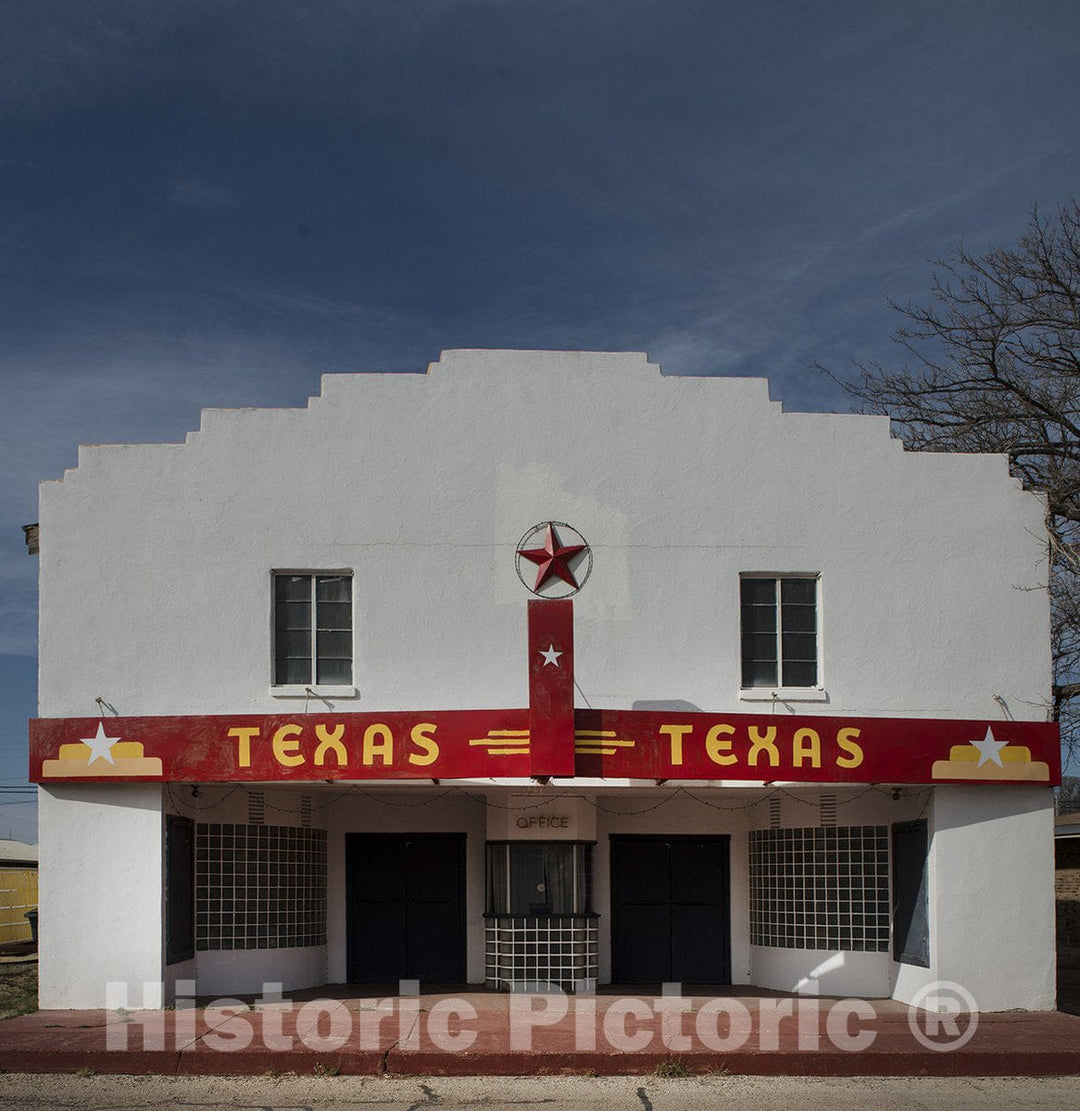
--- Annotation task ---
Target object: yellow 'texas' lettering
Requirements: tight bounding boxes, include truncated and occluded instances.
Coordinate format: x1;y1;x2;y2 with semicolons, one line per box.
229;727;259;768
792;727;821;768
227;721;444;771
660;724;693;765
705;723;737;766
836;727;863;768
654;722;865;772
748;726;779;767
362;724;394;766
408;723;440;766
314;724;347;767
273;724;305;767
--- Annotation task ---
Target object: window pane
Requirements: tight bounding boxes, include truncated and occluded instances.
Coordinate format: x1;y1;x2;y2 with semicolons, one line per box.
742;657;778;687
741;604;777;633
316;575;351;603
781;604;816;633
509;843;549;914
782;632;817;662
316;601;351;631
275;655;311;685
576;844;593;913
741;578;776;606
780;578;815;604
276;625;310;658
316;630;351;659
783;659;817;687
540;844;574;913
742;632;778;663
275;600;311;630
503;842;586;914
316;656;352;684
486;844;509;913
275;574;312;602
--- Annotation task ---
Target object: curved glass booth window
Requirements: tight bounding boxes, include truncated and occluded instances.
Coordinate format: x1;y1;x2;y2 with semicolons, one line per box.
485;842;597;992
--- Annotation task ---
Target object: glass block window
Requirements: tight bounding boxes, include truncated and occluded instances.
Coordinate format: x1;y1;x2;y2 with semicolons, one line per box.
195;823;327;951
485;916;598;993
274;573;352;686
740;575;818;688
486;842;594;916
749;826;890;951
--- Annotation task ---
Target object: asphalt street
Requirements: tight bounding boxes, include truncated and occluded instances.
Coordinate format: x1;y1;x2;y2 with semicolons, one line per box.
0;1075;1077;1110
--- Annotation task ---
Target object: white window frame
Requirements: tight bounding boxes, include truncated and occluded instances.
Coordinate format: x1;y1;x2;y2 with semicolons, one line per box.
738;573;827;702
270;570;357;698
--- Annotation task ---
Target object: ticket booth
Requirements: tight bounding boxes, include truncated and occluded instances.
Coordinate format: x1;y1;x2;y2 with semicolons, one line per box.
484;797;597;991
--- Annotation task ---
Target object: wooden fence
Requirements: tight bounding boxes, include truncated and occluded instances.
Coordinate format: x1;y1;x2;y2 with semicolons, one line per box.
0;869;38;945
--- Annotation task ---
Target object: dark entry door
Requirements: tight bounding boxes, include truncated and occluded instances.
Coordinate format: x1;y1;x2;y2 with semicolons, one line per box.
892;820;930;967
346;833;466;983
611;835;730;984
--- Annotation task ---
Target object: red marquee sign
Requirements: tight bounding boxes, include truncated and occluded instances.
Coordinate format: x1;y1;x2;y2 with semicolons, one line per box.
28;707;1060;787
29;600;1061;787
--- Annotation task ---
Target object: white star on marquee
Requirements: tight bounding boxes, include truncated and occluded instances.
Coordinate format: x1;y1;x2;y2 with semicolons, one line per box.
539;644;563;667
81;721;121;765
969;726;1009;768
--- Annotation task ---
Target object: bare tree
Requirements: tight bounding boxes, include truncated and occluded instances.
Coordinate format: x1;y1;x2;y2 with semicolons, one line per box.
828;200;1080;770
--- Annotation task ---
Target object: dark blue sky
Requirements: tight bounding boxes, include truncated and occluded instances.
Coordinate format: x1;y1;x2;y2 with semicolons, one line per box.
3;0;1079;838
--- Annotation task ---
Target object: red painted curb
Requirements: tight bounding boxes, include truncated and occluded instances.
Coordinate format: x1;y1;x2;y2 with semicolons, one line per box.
174;1049;386;1076
0;1050;182;1076
380;1049;1080;1078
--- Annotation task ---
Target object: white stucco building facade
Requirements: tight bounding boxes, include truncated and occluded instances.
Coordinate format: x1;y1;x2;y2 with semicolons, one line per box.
32;350;1059;1011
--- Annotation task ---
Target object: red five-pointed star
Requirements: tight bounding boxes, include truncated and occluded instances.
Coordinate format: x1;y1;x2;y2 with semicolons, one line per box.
518;523;587;591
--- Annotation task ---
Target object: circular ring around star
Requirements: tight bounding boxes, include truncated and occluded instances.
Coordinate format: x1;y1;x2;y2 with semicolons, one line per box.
515;521;593;598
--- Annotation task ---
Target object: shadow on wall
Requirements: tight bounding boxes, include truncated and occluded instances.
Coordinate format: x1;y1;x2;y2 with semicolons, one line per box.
933;786;1055;831
631;700;703;712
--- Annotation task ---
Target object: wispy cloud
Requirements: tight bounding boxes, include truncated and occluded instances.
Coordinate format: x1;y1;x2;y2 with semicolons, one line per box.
855;142;1072;245
168;177;240;211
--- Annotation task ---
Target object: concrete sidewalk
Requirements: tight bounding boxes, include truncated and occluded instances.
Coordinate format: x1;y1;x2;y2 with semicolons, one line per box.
1;986;1078;1077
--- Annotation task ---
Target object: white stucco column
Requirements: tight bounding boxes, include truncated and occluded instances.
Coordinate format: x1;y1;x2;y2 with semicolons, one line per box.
893;786;1057;1012
37;783;165;1009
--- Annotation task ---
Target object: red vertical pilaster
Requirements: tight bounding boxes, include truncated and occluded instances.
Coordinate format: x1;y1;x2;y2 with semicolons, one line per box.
527;598;576;777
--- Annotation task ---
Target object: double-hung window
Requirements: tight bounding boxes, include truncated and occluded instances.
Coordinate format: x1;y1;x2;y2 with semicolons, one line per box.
740;575;818;689
273;573;353;687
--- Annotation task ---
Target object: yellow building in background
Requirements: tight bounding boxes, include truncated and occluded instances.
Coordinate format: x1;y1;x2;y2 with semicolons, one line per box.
0;841;38;946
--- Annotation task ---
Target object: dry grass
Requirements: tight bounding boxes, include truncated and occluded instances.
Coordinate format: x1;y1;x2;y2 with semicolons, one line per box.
0;960;38;1019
